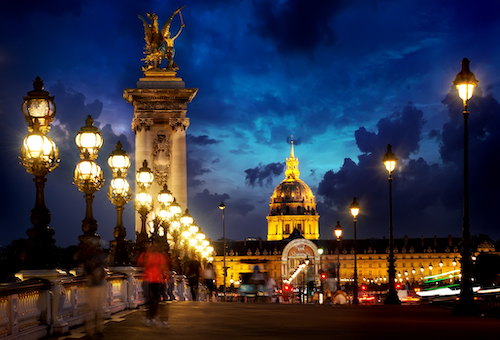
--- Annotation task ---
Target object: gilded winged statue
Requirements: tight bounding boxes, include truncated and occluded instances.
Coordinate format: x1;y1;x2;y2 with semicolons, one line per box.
138;6;185;71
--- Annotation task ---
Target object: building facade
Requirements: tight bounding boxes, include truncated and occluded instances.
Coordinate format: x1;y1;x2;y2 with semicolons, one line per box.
211;144;499;292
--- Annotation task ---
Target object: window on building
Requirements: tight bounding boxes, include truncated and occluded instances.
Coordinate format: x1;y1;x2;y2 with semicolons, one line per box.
285;224;290;234
297;224;302;232
297;206;302;214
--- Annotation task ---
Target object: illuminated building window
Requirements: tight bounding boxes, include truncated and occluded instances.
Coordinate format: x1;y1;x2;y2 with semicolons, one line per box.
284;224;290;234
297;224;302;232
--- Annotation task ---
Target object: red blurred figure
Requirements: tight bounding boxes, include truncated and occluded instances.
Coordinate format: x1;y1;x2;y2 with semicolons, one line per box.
138;242;170;328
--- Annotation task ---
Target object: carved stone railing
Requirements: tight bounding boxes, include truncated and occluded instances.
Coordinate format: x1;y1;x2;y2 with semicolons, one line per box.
0;268;147;340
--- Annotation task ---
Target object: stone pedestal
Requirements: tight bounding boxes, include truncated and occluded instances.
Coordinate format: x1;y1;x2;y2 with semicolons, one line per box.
124;70;198;236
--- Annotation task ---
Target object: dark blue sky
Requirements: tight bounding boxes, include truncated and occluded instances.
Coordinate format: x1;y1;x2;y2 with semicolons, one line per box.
1;0;500;248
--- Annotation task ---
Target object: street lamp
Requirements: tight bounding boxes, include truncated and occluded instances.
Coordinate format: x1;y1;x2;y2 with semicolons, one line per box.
219;201;226;301
156;184;175;249
334;221;343;292
74;116;104;244
134;160;154;257
108;141;132;265
318;248;324;271
350;197;360;305
451;58;480;316
22;76;56;134
19;77;60;269
382;144;401;304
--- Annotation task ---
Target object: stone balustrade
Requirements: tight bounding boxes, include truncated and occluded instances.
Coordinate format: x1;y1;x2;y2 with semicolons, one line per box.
0;268;147;340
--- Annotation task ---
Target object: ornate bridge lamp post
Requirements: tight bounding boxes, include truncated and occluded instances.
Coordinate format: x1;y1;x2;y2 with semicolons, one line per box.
179;208;194;253
451;58;480;316
20;78;59;268
350;197;360;304
20;77;60;269
382;144;401;305
134;160;154;257
108;141;132;265
155;184;175;249
74;116;104;245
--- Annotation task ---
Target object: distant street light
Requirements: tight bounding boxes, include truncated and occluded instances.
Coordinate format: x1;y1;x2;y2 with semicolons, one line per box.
108;141;132;265
350;197;360;305
19;77;60;269
219;201;227;301
451;58;480;316
74;116;104;245
334;221;343;292
134;160;154;256
382;144;401;305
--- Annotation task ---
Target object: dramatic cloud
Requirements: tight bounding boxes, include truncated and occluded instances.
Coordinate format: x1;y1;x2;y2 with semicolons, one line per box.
245;162;285;187
317;92;500;240
187;134;221;145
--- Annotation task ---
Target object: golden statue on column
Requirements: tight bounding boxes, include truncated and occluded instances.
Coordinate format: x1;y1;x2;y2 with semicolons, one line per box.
138;6;185;72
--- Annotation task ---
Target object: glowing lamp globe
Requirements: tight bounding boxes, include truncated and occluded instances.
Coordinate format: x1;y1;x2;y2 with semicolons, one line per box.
180;209;194;227
22;77;56;133
382;144;398;173
334;221;343;239
108;141;131;176
136;192;153;209
350;197;360;218
136;160;154;190
453;58;478;102
168;199;182;217
157;184;174;207
75;115;103;160
110;177;130;197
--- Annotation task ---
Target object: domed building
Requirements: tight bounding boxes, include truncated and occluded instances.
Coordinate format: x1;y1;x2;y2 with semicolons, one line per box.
267;141;319;240
210;142;481;302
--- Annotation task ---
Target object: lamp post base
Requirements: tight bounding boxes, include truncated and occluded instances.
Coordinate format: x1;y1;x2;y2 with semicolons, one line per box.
384;289;401;305
452;299;481;316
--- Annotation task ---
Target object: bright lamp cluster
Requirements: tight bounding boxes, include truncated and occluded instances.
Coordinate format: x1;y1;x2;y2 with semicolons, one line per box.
135;159;214;262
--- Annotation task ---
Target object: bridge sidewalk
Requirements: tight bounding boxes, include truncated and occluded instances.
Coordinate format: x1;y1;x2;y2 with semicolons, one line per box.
46;301;500;340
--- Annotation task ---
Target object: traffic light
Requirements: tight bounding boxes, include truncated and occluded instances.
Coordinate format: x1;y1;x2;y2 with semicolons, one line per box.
361;285;366;291
319;270;327;280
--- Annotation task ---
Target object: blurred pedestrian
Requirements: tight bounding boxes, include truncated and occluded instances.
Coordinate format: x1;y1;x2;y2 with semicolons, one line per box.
76;236;107;338
186;256;201;301
138;242;170;328
203;262;216;301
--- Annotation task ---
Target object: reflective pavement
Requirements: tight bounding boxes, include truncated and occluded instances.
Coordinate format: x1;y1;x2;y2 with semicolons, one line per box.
47;301;500;340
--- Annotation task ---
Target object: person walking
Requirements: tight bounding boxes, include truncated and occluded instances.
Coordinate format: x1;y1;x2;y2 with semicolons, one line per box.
138;242;170;328
186;256;201;301
76;237;107;338
203;262;216;301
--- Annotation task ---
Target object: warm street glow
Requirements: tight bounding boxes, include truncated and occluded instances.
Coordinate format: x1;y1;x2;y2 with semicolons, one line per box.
110;177;129;196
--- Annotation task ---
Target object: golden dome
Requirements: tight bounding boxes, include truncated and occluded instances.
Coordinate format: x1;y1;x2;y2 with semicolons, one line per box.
271;178;315;204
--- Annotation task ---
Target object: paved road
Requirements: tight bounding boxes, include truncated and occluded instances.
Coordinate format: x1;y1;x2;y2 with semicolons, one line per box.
50;302;500;340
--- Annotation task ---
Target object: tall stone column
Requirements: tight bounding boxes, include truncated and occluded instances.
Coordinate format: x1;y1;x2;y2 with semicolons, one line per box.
124;70;198;236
